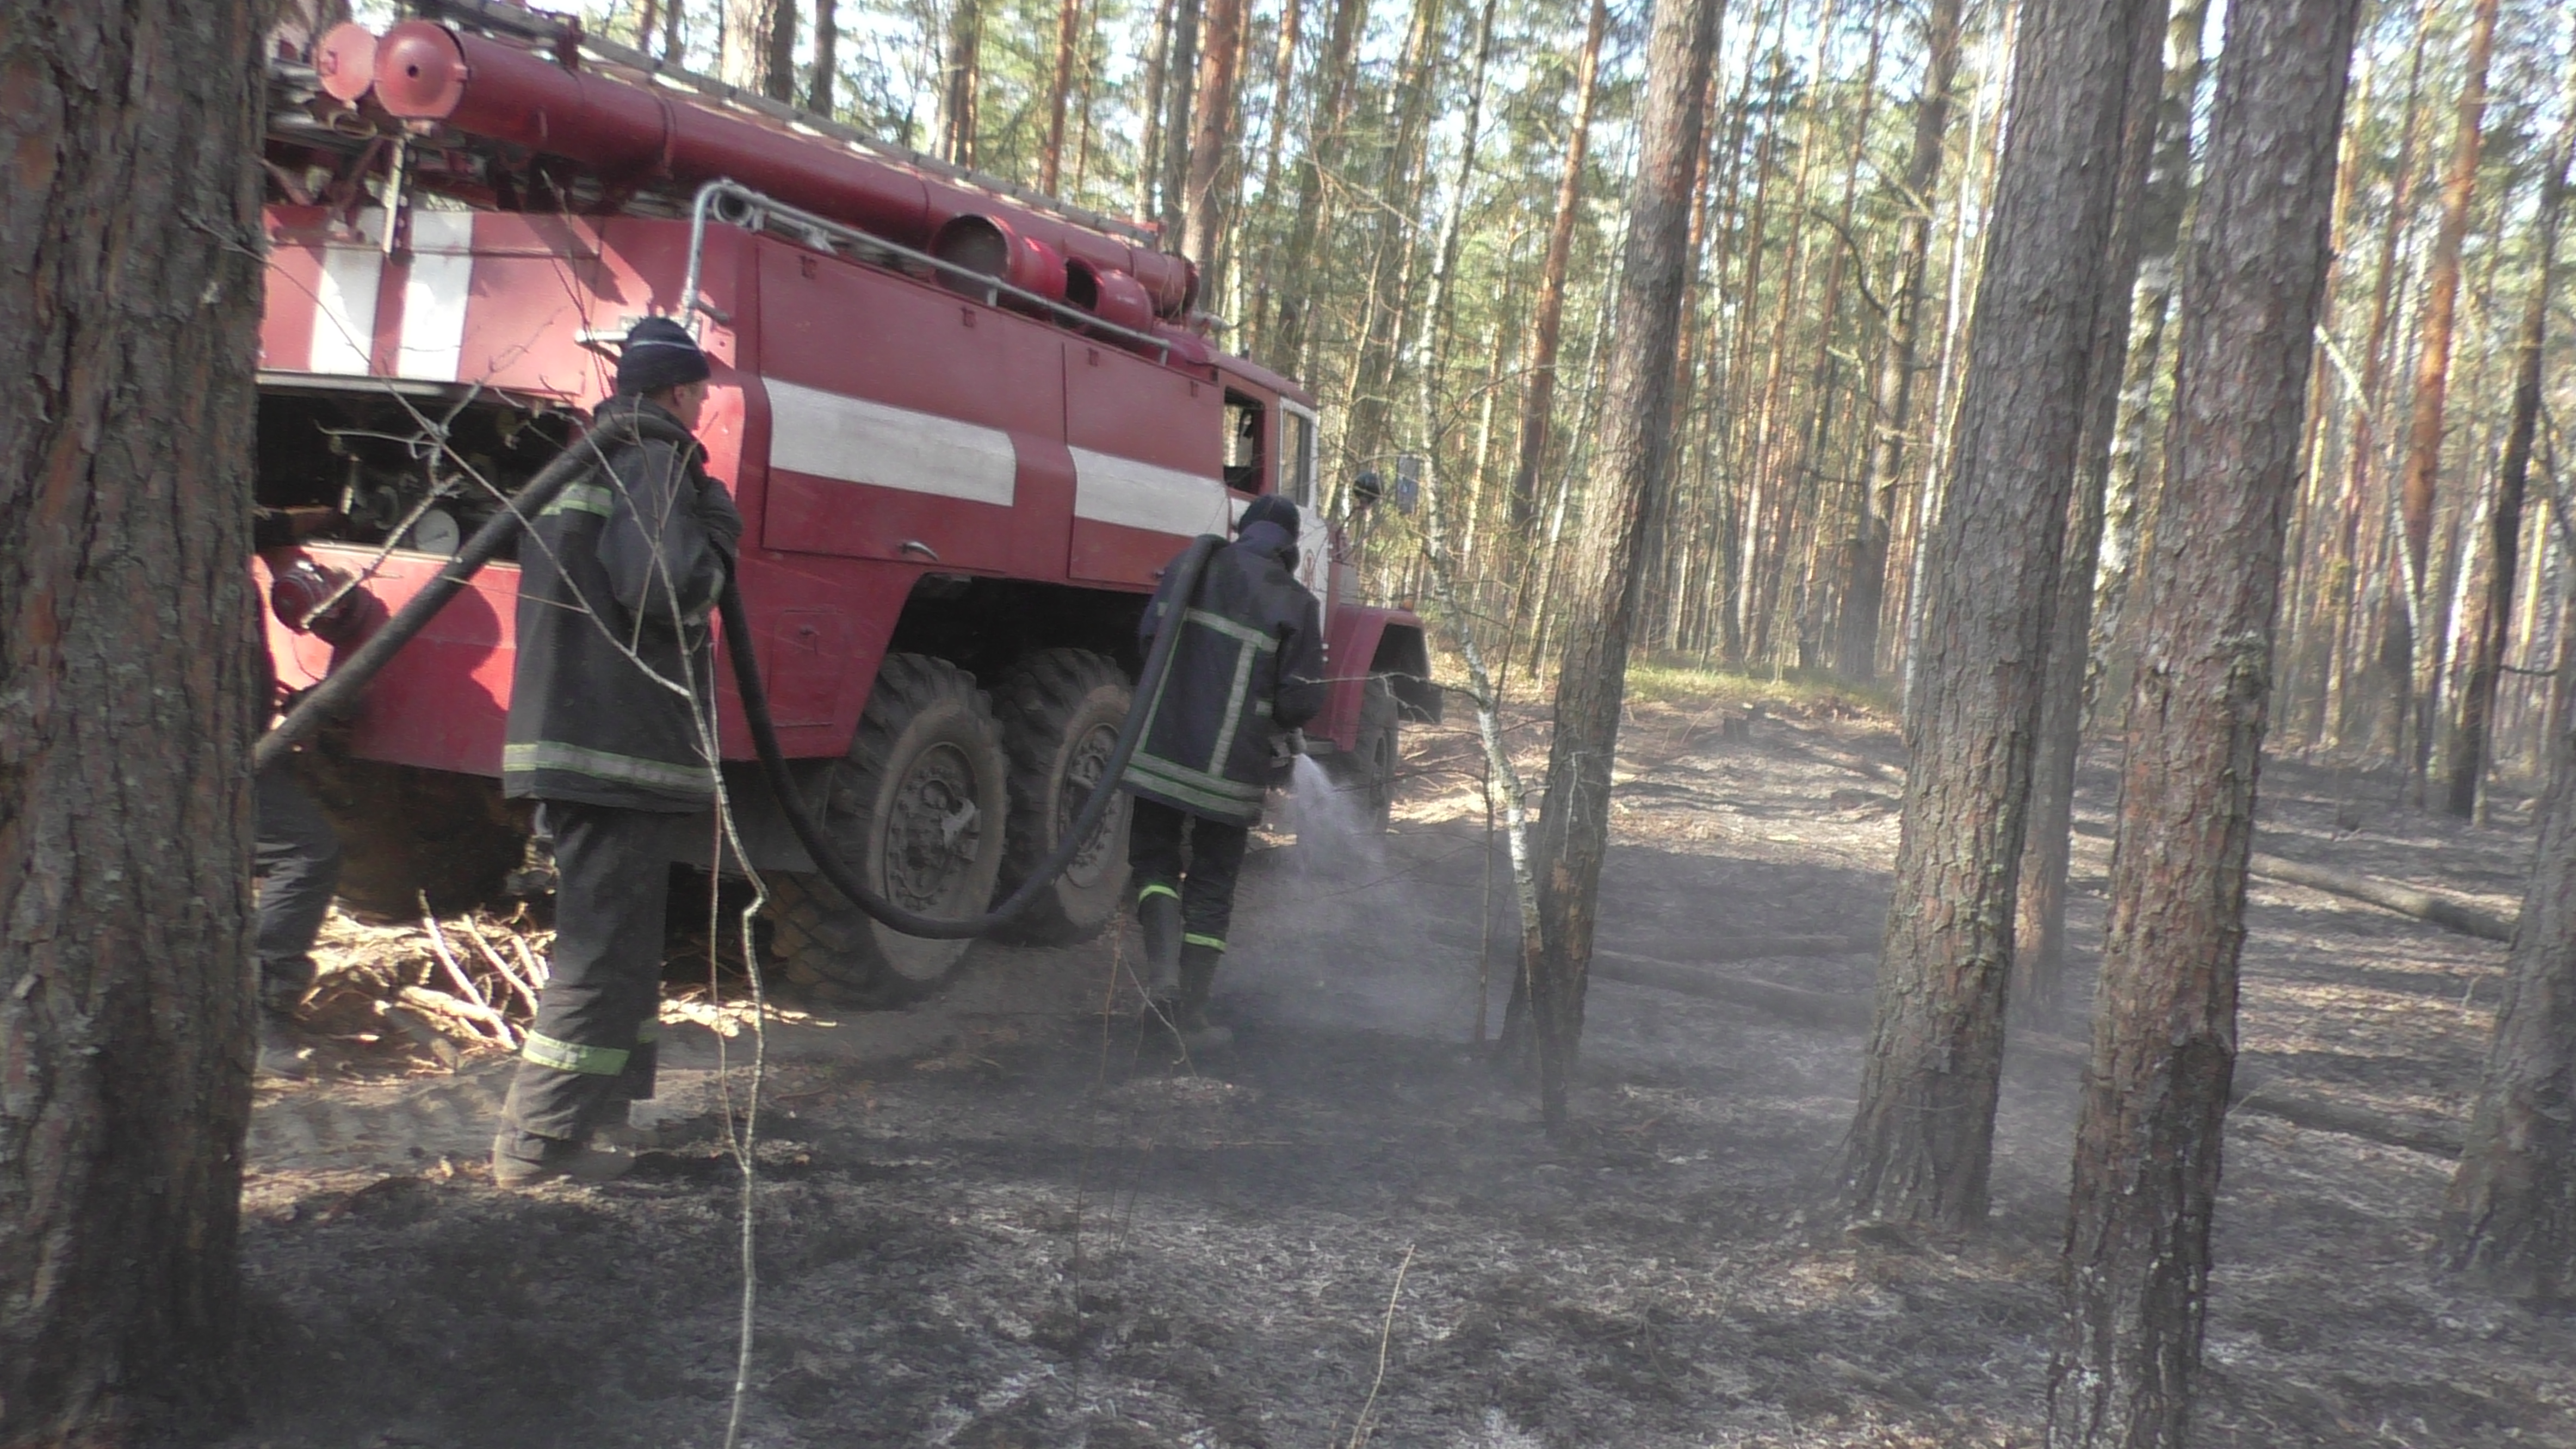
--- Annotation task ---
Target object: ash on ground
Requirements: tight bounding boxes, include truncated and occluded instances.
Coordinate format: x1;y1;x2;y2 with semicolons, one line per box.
227;693;2576;1447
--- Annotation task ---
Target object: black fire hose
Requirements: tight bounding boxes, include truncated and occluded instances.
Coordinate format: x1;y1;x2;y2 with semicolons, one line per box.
256;406;1216;940
717;534;1215;938
253;411;661;774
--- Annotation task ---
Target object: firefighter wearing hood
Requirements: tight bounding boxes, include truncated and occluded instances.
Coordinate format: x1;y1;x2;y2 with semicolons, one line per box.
1121;493;1327;1051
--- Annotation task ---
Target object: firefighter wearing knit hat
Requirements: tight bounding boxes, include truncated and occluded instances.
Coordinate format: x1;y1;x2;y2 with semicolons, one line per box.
492;317;741;1186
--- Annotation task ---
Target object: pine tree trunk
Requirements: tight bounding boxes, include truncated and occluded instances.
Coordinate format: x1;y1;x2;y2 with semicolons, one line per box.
1041;0;1085;193
2445;603;2576;1295
1526;0;1723;1132
1140;0;1176;214
762;0;798;102
2013;1;2169;1026
1504;0;1611;533
942;0;985;165
2394;0;2500;801
2045;0;2362;1434
1264;0;1366;369
809;0;839;113
2443;72;2575;820
1843;0;2156;1228
2318;15;2430;752
1337;0;1448;479
2086;0;2209;728
1160;0;1205;242
0;1;265;1437
665;0;688;66
1182;0;1247;267
1838;0;1965;683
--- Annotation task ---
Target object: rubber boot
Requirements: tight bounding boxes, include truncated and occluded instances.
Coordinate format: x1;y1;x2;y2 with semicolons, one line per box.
1172;943;1234;1054
490;1126;636;1188
255;1006;311;1082
1136;889;1184;1004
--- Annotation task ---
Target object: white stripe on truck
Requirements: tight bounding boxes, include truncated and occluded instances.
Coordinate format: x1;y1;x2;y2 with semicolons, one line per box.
765;379;1019;506
395;210;475;383
1070;448;1232;536
309;220;384;376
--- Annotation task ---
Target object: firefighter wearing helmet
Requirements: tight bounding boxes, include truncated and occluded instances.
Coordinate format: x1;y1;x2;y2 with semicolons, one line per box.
490;318;743;1187
1122;493;1327;1053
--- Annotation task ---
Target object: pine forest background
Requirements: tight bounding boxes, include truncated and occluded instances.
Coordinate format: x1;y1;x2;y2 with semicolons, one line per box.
414;0;2576;806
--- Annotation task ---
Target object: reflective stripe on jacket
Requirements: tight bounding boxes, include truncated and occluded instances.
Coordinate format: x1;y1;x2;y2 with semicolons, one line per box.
503;395;744;812
1120;521;1326;826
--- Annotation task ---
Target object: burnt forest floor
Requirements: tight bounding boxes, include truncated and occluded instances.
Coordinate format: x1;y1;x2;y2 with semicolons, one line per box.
226;683;2576;1448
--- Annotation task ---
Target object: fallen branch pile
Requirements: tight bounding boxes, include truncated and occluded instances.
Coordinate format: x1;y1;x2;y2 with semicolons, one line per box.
303;900;553;1066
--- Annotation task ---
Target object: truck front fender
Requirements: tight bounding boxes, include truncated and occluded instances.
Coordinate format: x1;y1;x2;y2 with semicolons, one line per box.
1316;606;1441;752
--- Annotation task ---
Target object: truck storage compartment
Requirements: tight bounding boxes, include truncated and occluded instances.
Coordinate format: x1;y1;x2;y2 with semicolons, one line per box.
255;377;577;559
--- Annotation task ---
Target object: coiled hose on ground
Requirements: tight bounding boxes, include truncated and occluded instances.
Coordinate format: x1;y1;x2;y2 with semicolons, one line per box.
256;412;1213;940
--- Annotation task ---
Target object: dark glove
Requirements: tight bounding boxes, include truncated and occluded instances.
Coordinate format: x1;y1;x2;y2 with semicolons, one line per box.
1268;728;1307;779
696;475;744;565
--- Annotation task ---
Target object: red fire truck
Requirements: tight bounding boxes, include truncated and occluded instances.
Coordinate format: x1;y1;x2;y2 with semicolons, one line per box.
256;1;1434;998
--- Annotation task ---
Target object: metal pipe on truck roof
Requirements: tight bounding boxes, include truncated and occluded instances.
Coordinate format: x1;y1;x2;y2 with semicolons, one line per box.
363;20;1198;317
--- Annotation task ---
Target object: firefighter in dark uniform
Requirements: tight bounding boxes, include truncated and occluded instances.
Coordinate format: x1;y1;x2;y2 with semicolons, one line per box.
1123;493;1327;1052
491;317;742;1187
252;512;362;1080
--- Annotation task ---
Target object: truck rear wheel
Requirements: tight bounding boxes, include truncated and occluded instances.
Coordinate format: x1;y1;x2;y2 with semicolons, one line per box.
992;649;1134;945
766;654;1009;1001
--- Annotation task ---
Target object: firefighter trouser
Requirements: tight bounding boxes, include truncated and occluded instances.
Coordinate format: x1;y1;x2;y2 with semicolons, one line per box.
503;802;672;1143
1127;797;1249;955
255;761;342;1011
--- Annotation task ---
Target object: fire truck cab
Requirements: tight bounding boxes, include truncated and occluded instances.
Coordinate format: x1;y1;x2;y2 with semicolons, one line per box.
255;3;1435;998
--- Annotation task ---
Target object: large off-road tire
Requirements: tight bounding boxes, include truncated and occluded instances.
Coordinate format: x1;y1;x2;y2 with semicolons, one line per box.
992;649;1134;945
290;747;529;919
766;654;1010;1001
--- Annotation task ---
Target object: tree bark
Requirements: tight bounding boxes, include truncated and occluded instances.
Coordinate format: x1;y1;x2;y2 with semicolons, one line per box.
2044;0;2362;1435
2443;71;2575;818
1842;0;2156;1228
2392;0;2500;799
1264;0;1368;370
1524;0;1723;1132
2317;11;2430;753
1041;0;1085;193
1503;0;1612;534
0;0;265;1438
1181;0;1247;270
809;0;839;114
2085;0;2209;729
1336;0;1448;480
1159;0;1206;242
1140;0;1176;216
1244;0;1304;348
1837;0;1965;683
2444;626;2576;1297
2013;0;2170;1025
942;0;985;166
761;0;797;102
